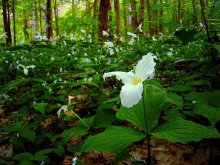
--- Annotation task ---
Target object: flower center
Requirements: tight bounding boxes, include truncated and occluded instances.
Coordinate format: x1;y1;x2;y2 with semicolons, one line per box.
132;76;142;85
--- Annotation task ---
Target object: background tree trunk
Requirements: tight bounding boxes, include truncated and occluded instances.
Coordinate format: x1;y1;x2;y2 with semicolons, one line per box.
192;0;198;26
146;0;152;35
46;0;53;40
98;0;111;39
159;0;163;33
3;0;12;45
12;0;16;46
33;0;38;40
54;0;60;37
139;0;145;32
114;0;121;38
130;0;138;32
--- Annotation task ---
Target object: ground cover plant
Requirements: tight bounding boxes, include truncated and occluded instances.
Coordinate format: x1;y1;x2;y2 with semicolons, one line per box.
1;0;220;165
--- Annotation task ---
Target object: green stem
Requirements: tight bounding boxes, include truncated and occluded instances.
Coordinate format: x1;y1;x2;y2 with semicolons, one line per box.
142;86;152;165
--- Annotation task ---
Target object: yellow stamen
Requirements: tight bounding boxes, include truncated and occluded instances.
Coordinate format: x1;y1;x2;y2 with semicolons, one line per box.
132;76;142;85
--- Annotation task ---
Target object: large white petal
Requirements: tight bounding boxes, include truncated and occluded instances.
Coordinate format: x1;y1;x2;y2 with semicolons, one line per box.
103;71;135;84
120;83;143;108
135;53;156;81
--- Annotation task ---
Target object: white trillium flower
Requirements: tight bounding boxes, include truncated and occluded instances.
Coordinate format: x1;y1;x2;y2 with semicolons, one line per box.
128;38;135;45
137;23;143;33
102;30;109;36
72;157;78;165
104;41;114;55
17;64;35;76
57;105;68;118
104;41;114;48
127;31;137;38
109;48;114;55
103;53;156;108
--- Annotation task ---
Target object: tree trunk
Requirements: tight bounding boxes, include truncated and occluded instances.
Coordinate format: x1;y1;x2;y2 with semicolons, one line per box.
33;0;38;40
3;0;12;45
54;0;59;37
98;0;111;39
12;0;16;46
192;0;198;26
130;0;138;31
146;0;152;35
114;0;120;38
159;0;163;33
46;0;53;40
39;0;43;34
153;0;158;35
123;0;127;37
177;0;181;24
139;0;145;29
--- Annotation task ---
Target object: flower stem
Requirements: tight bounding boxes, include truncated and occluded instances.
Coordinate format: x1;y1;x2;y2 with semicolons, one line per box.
142;86;152;165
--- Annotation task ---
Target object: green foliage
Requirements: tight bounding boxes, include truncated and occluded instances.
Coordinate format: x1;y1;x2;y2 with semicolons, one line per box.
81;126;145;153
152;117;220;144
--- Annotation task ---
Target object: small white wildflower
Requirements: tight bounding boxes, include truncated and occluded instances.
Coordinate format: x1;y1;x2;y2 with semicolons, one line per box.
72;157;78;165
102;30;109;36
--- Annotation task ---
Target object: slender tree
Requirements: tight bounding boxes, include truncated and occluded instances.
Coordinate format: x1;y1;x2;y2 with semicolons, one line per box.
139;0;145;30
33;0;38;40
12;0;16;45
114;0;121;38
130;0;138;31
159;0;163;33
146;0;152;35
3;0;12;45
46;0;53;40
98;0;111;39
54;0;60;37
192;0;198;26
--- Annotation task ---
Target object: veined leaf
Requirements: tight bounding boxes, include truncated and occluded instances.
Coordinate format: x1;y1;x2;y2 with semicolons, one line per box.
152;117;220;144
117;87;166;133
62;126;88;143
81;126;145;153
194;103;220;125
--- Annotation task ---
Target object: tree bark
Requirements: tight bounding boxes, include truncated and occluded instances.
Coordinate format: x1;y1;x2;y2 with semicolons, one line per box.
46;0;53;40
153;0;158;35
123;0;127;37
12;0;16;46
192;0;198;26
114;0;121;38
130;0;138;31
146;0;152;35
98;0;111;39
54;0;59;37
33;0;38;40
139;0;145;28
3;0;12;45
159;0;163;33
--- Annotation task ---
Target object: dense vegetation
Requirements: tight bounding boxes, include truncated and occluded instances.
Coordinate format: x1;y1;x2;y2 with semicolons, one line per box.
0;0;220;165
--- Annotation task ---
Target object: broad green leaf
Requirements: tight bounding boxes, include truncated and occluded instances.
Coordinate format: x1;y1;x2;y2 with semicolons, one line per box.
34;149;53;161
20;129;36;143
184;91;220;107
165;93;183;109
54;145;65;157
93;104;117;127
81;126;145;153
169;84;192;92
13;152;34;161
117;87;166;133
174;29;197;44
33;103;48;116
152;117;220;144
62;126;88;143
194;103;220;125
